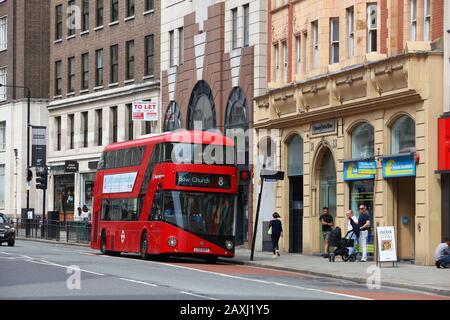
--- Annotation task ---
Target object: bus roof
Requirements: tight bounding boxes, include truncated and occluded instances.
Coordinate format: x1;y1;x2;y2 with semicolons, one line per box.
104;130;235;152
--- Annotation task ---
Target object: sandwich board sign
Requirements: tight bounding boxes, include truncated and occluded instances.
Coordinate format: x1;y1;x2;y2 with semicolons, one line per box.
376;226;398;267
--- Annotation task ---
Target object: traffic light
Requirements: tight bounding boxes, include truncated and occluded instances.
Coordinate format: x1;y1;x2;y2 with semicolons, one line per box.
36;167;48;190
26;169;33;182
238;169;251;185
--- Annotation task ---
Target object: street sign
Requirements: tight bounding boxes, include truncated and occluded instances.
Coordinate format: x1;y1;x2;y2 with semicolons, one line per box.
260;169;285;181
31;126;47;168
65;160;79;173
132;99;159;121
376;226;398;264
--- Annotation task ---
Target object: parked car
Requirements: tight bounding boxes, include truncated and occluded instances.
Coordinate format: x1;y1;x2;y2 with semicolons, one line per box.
0;213;15;246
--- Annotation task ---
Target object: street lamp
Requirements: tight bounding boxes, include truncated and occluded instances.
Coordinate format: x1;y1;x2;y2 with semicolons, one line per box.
0;84;31;219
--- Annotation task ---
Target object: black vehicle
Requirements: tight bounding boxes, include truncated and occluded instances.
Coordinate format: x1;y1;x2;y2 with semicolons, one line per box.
0;213;15;246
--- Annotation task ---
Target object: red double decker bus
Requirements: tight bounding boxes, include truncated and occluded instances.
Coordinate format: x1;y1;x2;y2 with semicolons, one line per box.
90;131;238;262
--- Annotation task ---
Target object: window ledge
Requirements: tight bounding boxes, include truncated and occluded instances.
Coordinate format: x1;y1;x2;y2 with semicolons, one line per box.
54;39;63;44
108;83;119;88
80;89;89;94
66;92;76;97
94;86;103;91
53;95;63;99
108;21;119;27
66;35;76;40
125;16;135;22
143;9;155;16
80;30;89;36
143;75;154;80
94;25;104;31
124;79;135;84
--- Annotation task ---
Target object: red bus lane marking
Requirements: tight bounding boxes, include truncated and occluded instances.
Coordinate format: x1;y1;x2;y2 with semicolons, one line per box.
329;290;450;300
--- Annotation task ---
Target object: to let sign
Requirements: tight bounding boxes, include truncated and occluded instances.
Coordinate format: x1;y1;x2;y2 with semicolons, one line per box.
133;99;159;121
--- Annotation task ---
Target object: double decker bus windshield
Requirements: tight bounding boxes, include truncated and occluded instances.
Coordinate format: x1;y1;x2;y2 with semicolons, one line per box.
152;191;236;237
161;143;236;166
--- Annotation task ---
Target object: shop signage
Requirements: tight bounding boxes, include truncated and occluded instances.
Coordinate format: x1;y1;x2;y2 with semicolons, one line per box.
343;161;376;181
31;126;47;168
438;117;450;171
65;160;78;173
381;154;415;178
376;226;397;262
311;120;336;135
103;172;138;193
132;99;158;121
176;172;231;189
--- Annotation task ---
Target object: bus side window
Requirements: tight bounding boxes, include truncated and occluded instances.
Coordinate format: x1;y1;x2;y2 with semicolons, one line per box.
150;192;162;221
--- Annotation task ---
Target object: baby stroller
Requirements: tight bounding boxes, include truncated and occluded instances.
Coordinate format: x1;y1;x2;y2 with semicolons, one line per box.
328;227;357;262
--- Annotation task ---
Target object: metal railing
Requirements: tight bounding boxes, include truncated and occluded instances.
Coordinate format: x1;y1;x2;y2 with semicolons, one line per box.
13;218;91;244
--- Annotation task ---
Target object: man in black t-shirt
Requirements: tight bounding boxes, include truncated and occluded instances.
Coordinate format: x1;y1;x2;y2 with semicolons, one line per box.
358;204;371;262
319;207;334;258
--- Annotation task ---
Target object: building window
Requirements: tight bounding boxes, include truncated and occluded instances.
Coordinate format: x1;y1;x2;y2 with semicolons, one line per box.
187;81;216;131
0;67;6;100
145;0;154;11
367;4;378;53
330;18;339;64
69;114;74;149
68;57;75;93
295;35;301;76
178;27;184;65
163;101;182;132
56;116;61;151
68;0;76;37
144;122;151;134
312;20;319;67
232;8;238;49
111;0;119;23
0;16;7;50
95;49;103;86
55;5;63;40
347;6;354;58
274;43;279;81
391;116;415;154
81;53;89;90
126;40;134;80
410;0;417;41
351;122;374;159
126;0;135;18
82;0;89;32
111;107;118;143
282;41;287;82
0;121;5;150
423;0;431;41
169;30;174;67
55;60;62;96
82;112;88;147
96;0;103;27
0;165;4;209
127;104;133;140
243;4;249;47
96;109;103;146
144;35;154;76
110;44;118;83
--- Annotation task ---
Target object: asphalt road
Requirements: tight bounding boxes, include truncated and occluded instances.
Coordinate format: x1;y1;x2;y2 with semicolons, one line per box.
0;240;448;301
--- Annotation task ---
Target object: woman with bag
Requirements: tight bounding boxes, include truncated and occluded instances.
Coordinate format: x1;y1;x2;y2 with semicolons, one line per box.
268;212;283;257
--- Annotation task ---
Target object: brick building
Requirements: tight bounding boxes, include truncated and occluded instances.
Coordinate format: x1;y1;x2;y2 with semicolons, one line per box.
255;0;444;265
47;0;160;221
160;0;268;246
0;0;50;218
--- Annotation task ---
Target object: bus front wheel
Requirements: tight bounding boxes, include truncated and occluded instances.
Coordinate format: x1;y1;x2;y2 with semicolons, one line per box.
140;233;149;260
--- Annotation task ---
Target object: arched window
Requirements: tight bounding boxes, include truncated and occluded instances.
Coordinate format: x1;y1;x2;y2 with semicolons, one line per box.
351;122;374;159
287;135;303;176
187;81;216;130
391;115;415;154
163;101;182;132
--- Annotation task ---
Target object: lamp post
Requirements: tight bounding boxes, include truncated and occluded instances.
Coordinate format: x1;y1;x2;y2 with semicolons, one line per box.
0;84;31;218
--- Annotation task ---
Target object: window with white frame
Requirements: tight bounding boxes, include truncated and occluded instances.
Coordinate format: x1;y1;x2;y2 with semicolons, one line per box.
169;30;174;67
232;8;238;49
312;21;319;67
0;67;6;100
243;4;249;47
367;4;378;53
0;121;5;150
347;7;354;58
296;35;301;75
282;41;287;82
178;27;184;65
423;0;431;41
274;43;279;82
410;0;417;41
0;16;7;50
330;18;339;64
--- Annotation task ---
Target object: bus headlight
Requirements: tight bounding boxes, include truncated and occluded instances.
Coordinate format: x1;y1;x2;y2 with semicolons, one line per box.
167;236;177;247
225;240;234;250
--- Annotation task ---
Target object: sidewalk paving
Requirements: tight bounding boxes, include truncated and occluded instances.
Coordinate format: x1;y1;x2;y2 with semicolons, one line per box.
230;248;450;297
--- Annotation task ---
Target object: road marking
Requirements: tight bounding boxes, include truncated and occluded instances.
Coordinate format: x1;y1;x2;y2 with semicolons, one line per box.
180;291;219;300
119;278;158;287
37;259;105;276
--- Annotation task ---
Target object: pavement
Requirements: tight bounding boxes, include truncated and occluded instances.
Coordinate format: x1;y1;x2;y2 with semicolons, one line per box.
15;237;450;297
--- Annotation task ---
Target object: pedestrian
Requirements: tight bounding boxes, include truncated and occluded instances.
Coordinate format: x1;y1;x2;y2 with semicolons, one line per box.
358;204;371;262
81;205;90;222
75;207;82;222
434;238;450;268
319;207;334;258
268;212;283;257
345;210;359;256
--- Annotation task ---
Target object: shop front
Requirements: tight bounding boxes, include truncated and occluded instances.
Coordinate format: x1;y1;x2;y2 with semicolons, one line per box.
53;174;75;222
438;115;450;241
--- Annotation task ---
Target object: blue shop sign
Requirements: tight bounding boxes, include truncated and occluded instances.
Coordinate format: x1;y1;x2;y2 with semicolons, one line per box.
344;161;376;181
382;154;416;179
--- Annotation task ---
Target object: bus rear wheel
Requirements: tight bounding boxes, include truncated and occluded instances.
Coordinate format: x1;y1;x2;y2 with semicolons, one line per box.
140;233;149;260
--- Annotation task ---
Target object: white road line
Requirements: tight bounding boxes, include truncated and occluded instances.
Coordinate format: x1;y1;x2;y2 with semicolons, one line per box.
160;263;372;300
119;278;158;287
180;291;219;300
35;259;106;276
